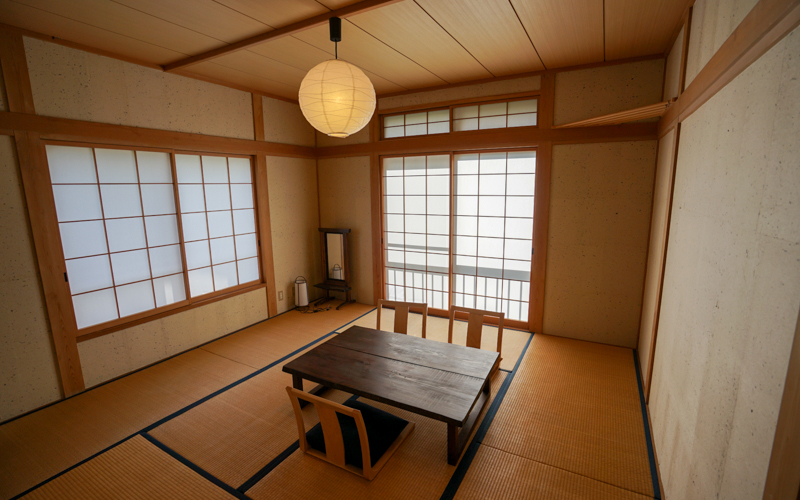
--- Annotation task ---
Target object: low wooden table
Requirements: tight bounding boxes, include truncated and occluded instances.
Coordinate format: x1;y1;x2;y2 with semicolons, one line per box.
282;325;499;465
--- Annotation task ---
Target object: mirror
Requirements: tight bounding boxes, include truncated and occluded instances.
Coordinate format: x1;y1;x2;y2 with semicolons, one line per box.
326;233;345;281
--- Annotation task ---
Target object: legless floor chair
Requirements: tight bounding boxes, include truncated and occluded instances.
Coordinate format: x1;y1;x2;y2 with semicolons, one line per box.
376;299;428;338
286;387;415;480
447;305;504;372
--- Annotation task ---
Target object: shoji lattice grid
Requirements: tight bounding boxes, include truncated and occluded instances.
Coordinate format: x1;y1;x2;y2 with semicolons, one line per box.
453;152;536;321
453;99;537;131
383;155;450;309
48;145;186;329
176;154;259;298
383;109;450;138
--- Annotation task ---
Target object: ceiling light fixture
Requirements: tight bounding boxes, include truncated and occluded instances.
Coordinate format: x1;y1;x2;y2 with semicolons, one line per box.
298;17;376;138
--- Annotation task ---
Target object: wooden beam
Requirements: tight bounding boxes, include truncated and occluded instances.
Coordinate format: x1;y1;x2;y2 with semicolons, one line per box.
0;31;35;114
254;154;279;318
252;94;265;142
368;114;383;307
14;131;85;395
315;122;658;159
0;111;316;158
659;0;800;136
763;306;800;499
163;0;403;73
554;101;673;129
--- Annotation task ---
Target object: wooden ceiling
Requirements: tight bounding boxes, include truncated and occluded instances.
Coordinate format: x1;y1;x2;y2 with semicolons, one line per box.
0;0;687;100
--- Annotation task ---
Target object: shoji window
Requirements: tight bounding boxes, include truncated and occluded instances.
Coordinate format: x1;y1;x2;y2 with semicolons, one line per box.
46;145;261;331
383;109;450;138
381;151;536;323
453;98;537;131
383;155;450;309
176;154;260;297
453;152;535;322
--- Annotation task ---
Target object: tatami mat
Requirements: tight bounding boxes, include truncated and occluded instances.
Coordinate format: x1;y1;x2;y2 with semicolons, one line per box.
480;334;655;497
1;304;371;500
247;372;507;500
19;435;236;500
454;445;652;500
0;349;252;500
337;309;531;371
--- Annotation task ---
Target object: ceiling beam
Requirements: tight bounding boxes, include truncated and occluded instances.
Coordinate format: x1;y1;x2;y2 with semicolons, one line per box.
163;0;403;73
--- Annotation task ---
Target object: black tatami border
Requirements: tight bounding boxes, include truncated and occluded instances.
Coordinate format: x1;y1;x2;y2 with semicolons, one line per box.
9;307;376;500
634;350;662;499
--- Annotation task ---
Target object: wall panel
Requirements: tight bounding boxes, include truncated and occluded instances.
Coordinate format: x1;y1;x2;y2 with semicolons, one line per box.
663;27;684;101
650;28;800;499
266;156;321;313
554;59;664;126
23;37;254;140
317;156;373;304
544;141;656;348
261;96;315;147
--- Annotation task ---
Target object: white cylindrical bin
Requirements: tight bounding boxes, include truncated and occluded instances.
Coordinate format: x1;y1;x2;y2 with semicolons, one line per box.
332;264;343;280
295;276;309;307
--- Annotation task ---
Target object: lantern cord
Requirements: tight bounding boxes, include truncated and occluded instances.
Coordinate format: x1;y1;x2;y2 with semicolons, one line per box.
335;41;338;60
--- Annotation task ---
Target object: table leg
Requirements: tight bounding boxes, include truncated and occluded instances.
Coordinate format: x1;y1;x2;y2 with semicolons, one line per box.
446;378;492;465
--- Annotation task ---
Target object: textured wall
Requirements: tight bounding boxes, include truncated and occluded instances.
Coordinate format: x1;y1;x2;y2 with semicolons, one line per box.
638;129;676;384
544;141;657;348
684;0;759;87
78;288;268;387
24;37;254;140
317;156;373;305
267;156;321;313
649;28;800;500
377;75;541;111
0;135;62;422
554;59;664;126
315;126;370;148
663;27;684;101
262;96;315;146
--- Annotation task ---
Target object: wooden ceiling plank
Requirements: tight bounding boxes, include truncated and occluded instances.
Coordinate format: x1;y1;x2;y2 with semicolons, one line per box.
347;1;493;83
292;20;446;89
212;0;329;28
207;49;309;87
414;0;545;76
605;0;689;60
180;61;299;100
11;0;222;56
111;0;269;44
511;0;604;69
163;0;404;72
0;0;183;65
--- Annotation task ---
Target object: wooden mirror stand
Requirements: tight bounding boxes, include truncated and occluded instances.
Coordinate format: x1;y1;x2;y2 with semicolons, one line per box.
314;228;355;310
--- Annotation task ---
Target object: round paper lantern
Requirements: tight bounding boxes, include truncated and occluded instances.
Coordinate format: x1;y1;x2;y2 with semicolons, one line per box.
298;59;376;138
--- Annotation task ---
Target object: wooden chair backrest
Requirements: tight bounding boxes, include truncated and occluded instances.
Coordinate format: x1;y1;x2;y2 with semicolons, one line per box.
376;299;428;338
285;387;374;478
447;305;504;359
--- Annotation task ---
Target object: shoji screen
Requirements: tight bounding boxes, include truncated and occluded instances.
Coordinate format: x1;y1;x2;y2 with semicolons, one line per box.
175;154;259;298
453;152;535;321
382;155;450;309
48;145;186;328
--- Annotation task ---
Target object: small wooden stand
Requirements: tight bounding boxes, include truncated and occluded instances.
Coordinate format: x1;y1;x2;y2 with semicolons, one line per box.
315;228;355;310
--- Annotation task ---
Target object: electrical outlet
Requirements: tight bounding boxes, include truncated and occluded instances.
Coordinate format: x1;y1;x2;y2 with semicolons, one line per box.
278;291;284;301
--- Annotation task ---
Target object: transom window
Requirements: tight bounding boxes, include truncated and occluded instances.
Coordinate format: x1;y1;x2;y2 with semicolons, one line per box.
381;150;536;323
46;144;261;330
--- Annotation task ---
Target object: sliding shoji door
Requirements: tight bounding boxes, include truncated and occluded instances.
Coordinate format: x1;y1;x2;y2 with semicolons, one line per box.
382;154;451;310
381;150;536;324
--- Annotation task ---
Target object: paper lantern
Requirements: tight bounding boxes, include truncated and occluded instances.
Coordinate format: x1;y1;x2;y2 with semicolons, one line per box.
299;59;376;138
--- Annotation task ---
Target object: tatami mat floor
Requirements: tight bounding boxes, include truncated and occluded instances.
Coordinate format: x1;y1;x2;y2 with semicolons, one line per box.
1;303;659;500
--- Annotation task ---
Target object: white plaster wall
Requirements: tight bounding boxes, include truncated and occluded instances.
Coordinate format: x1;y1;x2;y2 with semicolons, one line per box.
0;135;62;421
267;156;321;313
554;59;665;126
78;289;268;388
24;37;254;140
377;75;541;111
545;141;657;348
317;156;373;305
649;28;800;500
262;96;315;146
663;27;684;101
684;0;759;87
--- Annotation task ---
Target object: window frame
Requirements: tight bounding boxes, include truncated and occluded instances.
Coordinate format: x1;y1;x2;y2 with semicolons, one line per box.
379;92;540;141
378;147;538;329
42;140;266;340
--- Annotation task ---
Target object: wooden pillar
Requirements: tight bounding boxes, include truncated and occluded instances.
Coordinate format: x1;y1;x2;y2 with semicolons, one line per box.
252;94;278;317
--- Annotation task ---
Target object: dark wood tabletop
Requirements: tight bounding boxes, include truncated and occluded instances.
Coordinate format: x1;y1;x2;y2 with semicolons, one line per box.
282;325;499;426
